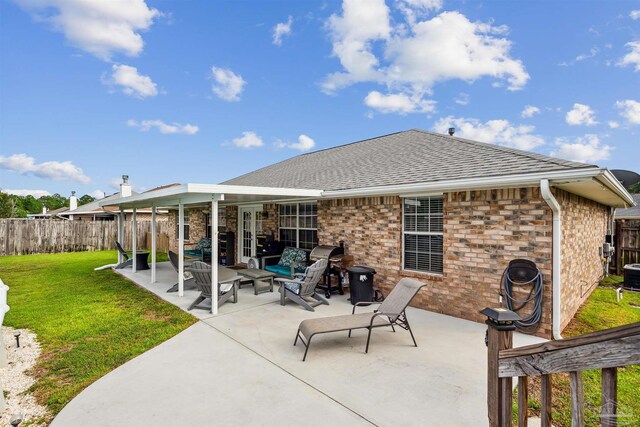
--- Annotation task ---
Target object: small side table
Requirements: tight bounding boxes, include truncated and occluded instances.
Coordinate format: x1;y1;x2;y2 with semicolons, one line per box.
237;269;276;295
134;252;150;270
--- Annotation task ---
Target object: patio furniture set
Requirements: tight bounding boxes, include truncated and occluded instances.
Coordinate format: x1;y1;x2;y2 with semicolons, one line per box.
116;239;429;361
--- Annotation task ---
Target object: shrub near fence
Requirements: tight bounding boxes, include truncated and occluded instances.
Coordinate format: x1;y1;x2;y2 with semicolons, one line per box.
0;219;170;256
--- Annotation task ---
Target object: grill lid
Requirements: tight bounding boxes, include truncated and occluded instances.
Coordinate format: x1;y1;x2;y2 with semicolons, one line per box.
310;245;344;259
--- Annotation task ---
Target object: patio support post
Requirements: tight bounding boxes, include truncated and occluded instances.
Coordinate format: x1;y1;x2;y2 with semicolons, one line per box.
151;205;157;283
482;308;518;427
117;210;124;264
210;195;223;315
178;202;184;297
132;208;137;273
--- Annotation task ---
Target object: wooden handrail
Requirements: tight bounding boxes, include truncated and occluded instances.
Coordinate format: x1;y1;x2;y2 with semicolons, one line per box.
483;310;640;427
499;322;640;359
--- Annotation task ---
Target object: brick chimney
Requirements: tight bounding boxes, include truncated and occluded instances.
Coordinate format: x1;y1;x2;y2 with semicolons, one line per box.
120;175;132;198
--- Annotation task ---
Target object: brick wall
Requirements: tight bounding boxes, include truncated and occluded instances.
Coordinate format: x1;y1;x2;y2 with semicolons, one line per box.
318;188;555;338
557;189;609;330
168;207;208;252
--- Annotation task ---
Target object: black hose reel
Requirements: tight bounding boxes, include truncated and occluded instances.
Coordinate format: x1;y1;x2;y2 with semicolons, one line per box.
500;259;544;333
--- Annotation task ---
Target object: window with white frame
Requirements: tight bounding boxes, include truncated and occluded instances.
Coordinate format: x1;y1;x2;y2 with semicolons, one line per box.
403;196;443;274
205;207;227;238
175;209;190;241
279;202;317;249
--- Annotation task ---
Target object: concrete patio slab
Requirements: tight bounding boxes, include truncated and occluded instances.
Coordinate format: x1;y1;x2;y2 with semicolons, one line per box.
203;296;543;426
116;262;281;320
54;266;546;426
52;321;370;427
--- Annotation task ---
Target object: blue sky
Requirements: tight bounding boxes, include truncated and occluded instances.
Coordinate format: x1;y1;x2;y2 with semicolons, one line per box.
1;0;639;199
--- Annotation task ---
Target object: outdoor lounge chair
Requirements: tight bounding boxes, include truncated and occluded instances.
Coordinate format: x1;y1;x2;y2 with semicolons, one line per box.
294;277;426;361
275;259;328;312
184;238;212;262
114;240;133;269
186;261;240;311
166;250;196;293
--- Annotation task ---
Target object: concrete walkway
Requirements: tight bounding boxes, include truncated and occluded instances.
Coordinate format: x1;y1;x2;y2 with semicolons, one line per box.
52;263;544;426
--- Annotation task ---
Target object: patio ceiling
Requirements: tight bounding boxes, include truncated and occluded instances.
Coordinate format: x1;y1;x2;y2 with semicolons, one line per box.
99;183;323;209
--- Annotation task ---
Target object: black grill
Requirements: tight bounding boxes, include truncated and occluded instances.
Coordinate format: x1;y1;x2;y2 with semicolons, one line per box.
310;242;345;298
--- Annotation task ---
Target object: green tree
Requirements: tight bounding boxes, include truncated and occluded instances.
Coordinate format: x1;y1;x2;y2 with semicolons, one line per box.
628;181;640;194
0;192;23;218
39;193;68;210
78;194;96;206
22;195;44;214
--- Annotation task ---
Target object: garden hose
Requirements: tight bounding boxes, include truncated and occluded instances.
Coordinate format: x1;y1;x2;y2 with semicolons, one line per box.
501;260;544;333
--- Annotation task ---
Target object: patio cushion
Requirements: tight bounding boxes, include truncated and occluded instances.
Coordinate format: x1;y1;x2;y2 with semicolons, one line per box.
196;238;211;251
277;247;306;268
283;281;302;295
184;249;201;258
265;264;292;277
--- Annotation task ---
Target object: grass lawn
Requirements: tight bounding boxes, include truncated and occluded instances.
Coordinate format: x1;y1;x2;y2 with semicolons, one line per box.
515;276;640;426
0;251;197;421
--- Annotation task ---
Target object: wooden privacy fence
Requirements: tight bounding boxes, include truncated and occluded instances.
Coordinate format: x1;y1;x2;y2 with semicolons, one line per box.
0;219;170;256
615;219;640;275
484;308;640;427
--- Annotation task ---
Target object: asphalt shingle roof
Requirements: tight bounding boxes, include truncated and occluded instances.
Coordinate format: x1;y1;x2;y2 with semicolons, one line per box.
223;129;596;191
616;194;640;218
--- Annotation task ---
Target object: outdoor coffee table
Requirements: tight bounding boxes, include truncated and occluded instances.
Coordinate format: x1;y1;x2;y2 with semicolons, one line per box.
237;269;276;295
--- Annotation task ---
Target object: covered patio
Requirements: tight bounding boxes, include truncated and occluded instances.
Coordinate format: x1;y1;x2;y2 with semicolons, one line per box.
102;183;323;315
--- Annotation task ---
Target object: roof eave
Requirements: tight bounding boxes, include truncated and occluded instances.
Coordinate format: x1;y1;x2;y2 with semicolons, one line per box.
322;167;634;208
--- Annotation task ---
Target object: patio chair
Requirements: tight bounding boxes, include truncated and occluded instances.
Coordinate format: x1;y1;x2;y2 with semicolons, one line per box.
294;277;427;361
275;259;328;312
166;250;196;293
263;246;310;278
186;261;239;311
184;238;212;262
114;240;133;269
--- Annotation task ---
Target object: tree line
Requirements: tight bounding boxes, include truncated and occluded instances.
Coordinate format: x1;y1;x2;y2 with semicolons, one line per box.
0;191;97;218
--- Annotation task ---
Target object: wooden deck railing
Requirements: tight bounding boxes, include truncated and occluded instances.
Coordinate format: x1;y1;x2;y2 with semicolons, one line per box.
484;308;640;427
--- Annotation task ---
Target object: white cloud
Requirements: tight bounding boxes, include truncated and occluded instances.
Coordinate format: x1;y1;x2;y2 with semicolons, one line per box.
565;103;598;126
323;3;529;111
273;16;293;46
608;121;620;129
433;116;545;151
109;178;122;190
364;91;435;114
89;189;105;199
521;105;540;118
616;99;640;124
231;131;263;149
454;92;469;106
3;189;51;198
289;134;316;152
210;66;246;101
396;0;443;25
575;46;599;62
0;153;91;183
551;134;612;163
630;10;640;20
127;119;199;135
106;64;158;98
618;41;640;71
274;135;317;151
15;0;160;61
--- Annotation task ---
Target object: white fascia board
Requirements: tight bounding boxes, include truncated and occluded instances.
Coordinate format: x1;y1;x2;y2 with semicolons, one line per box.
321;168;604;198
101;183;322;208
597;170;636;207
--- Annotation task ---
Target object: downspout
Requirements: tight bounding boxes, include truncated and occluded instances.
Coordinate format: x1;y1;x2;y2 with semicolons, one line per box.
540;179;563;340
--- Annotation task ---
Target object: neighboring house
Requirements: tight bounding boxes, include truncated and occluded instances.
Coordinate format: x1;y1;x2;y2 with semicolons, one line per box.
615;193;640;220
105;129;635;339
27;206;68;220
58;179;170;222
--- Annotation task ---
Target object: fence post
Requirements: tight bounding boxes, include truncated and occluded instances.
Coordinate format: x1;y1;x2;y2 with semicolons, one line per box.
482;307;520;427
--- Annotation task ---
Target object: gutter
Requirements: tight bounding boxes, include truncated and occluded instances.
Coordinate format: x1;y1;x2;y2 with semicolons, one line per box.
540;179;563;340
